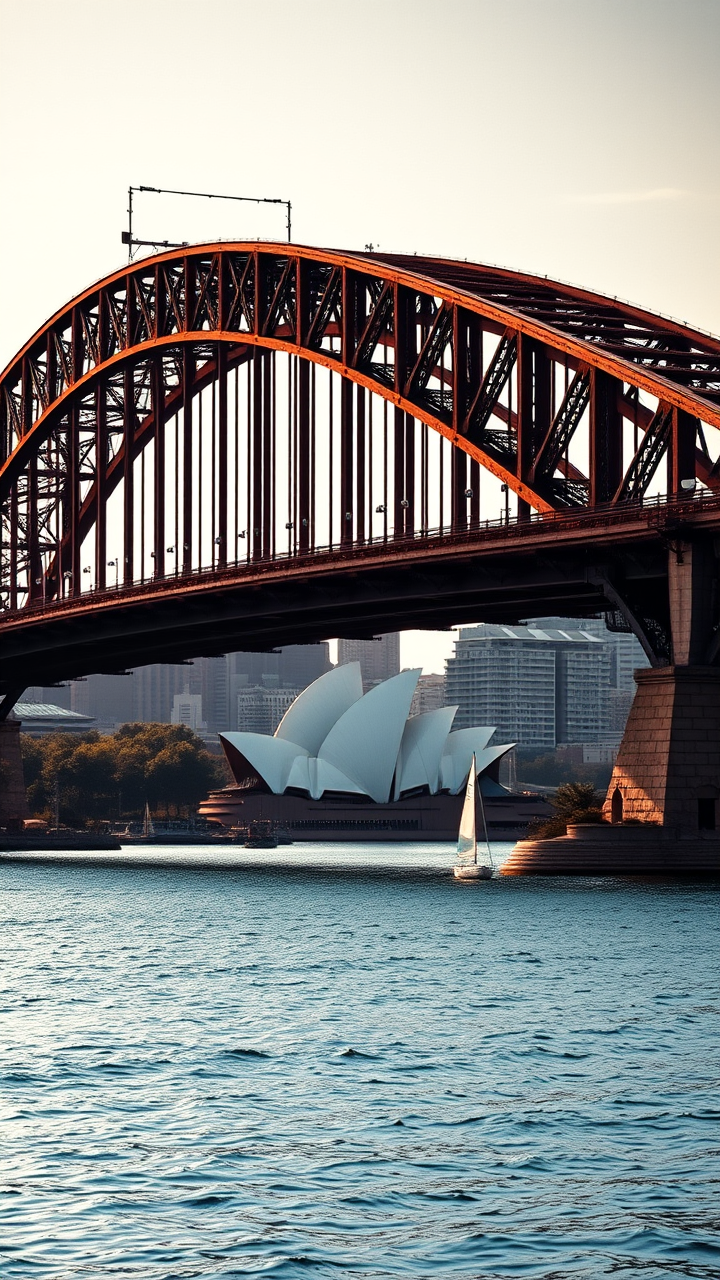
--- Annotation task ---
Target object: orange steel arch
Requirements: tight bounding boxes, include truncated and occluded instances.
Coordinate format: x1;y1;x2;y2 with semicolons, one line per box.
2;242;720;499
1;242;720;609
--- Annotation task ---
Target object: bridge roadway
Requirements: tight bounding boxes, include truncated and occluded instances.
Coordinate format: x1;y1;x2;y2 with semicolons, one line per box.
1;491;716;704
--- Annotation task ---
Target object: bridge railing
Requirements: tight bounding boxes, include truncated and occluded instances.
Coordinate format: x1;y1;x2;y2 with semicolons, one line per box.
1;488;717;624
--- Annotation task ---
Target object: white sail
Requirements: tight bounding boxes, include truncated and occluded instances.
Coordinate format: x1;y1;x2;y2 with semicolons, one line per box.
143;803;155;838
456;754;477;865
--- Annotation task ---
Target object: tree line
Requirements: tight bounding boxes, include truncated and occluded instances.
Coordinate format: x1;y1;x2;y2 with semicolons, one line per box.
21;723;230;824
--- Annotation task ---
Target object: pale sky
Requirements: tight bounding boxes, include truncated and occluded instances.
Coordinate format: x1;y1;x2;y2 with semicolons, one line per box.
1;0;718;673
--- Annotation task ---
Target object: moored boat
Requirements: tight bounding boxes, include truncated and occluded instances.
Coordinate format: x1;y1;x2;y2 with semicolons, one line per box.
453;754;494;880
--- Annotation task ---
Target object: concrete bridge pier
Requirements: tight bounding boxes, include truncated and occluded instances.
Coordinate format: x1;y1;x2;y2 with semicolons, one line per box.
505;539;720;877
604;540;720;834
0;717;30;827
602;666;720;833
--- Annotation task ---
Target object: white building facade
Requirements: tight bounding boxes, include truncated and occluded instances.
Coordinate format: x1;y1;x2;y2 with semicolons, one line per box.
445;619;646;750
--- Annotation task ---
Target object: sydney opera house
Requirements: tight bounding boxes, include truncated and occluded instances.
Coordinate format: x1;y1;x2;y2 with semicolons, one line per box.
200;664;549;840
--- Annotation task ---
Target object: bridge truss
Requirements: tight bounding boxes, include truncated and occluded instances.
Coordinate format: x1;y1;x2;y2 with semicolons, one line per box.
0;243;719;700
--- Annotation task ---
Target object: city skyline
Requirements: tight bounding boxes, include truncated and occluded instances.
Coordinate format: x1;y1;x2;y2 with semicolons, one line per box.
24;616;648;750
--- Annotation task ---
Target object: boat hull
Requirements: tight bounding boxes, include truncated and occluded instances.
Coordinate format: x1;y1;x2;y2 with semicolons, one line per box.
453;863;493;880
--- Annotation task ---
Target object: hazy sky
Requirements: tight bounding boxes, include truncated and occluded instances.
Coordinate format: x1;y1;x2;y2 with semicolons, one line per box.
1;0;718;671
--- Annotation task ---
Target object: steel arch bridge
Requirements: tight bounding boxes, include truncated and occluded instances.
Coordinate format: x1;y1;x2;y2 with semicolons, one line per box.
1;241;720;706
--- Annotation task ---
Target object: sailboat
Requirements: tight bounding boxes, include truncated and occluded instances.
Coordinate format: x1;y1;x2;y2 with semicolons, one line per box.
143;802;155;840
453;753;494;880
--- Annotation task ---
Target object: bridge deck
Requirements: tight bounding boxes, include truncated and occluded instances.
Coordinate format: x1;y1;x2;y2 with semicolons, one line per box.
2;492;715;695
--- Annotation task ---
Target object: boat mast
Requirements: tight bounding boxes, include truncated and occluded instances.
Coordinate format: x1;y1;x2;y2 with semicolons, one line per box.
473;763;478;865
477;776;493;867
470;754;478;865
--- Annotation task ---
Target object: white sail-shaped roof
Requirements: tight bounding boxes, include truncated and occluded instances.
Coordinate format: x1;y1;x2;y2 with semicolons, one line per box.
475;743;515;789
440;728;511;794
285;753;312;793
219;665;511;803
394;705;458;799
317;668;421;803
220;732;307;795
313;758;367;800
274;662;363;754
285;753;366;799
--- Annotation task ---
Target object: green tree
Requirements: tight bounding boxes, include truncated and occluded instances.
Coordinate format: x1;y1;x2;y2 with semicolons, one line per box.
20;723;228;822
19;734;44;792
113;722;227;814
33;731;102;823
516;750;612;790
64;737;122;819
552;781;601;818
147;739;220;813
528;780;606;840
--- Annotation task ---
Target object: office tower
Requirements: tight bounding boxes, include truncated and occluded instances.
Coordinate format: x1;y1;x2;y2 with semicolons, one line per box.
55;643;331;733
69;673;136;727
23;683;73;710
337;633;400;690
171;692;207;734
131;663;189;724
228;644;331;731
197;657;230;734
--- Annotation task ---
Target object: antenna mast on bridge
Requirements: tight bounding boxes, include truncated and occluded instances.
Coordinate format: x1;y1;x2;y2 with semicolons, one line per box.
122;185;292;259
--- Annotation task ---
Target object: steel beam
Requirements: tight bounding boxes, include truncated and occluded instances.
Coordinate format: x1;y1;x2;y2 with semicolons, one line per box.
3;241;720;636
217;344;228;566
590;369;623;506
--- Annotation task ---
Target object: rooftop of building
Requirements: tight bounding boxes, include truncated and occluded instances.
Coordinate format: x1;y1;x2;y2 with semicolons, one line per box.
15;701;94;722
456;624;606;646
13;702;96;735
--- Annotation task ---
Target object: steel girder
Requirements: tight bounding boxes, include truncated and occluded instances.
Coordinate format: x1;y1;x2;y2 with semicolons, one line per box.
0;495;684;694
1;243;719;619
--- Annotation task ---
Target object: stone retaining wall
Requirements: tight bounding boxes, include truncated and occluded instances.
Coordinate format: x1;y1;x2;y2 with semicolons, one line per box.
502;823;720;878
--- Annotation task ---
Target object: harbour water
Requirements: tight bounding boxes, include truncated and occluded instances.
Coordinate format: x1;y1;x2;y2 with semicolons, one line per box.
2;842;718;1278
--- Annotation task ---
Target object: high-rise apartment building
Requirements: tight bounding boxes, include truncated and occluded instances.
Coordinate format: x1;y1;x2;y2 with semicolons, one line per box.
445;621;621;749
446;626;562;748
337;634;400;690
410;673;446;718
533;616;648;693
236;686;299;735
531;615;649;739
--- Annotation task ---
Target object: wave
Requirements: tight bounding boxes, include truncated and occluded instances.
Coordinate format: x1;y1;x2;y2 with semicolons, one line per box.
223;1047;271;1058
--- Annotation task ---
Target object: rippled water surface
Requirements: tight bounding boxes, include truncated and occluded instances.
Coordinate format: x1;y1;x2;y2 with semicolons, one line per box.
1;843;718;1278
